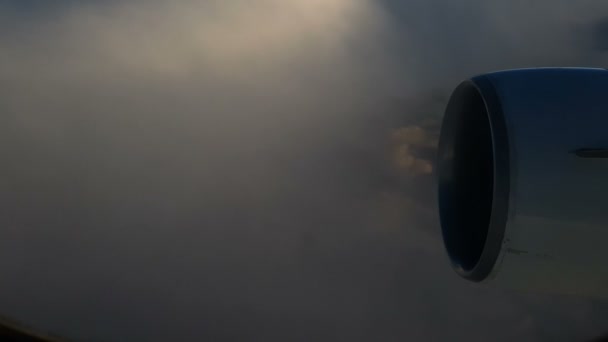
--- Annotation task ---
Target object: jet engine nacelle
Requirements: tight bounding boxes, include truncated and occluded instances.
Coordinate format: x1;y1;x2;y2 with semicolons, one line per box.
438;68;608;297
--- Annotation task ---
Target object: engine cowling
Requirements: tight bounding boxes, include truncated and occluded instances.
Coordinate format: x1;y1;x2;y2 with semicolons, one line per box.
438;68;608;297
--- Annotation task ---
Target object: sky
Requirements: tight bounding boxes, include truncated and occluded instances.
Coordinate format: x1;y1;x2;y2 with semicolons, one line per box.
2;0;608;341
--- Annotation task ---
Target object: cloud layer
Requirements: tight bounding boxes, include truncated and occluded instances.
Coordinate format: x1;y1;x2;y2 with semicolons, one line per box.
1;1;608;341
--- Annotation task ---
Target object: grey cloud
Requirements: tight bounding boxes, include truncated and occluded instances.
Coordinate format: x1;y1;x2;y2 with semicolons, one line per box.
1;1;608;341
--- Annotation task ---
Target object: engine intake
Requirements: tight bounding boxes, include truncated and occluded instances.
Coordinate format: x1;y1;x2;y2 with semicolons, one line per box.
438;68;608;297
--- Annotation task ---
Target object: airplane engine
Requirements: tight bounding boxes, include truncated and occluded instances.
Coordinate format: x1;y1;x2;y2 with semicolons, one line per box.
438;68;608;297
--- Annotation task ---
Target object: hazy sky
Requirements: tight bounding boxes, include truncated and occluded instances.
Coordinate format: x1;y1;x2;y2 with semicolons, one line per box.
2;1;608;341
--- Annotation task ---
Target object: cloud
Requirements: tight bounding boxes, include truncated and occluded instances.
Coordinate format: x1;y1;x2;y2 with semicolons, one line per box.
0;1;608;342
1;0;386;83
389;125;437;176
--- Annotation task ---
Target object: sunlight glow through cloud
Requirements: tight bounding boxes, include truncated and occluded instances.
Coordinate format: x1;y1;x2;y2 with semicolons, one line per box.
15;0;386;79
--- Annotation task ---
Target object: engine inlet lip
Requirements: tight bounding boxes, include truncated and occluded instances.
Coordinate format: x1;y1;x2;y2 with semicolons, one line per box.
437;76;510;282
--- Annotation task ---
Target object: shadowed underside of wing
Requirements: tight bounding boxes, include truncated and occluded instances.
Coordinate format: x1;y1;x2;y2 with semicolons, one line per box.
0;317;68;342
